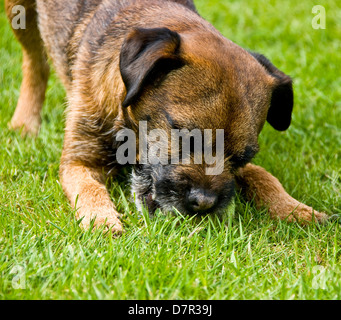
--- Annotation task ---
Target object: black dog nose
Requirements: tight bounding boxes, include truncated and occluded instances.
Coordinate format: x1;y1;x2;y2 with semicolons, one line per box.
187;188;218;213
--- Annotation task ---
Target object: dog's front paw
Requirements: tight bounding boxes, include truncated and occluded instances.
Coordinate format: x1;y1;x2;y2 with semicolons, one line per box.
270;201;329;225
292;205;329;225
77;207;123;235
9;114;41;137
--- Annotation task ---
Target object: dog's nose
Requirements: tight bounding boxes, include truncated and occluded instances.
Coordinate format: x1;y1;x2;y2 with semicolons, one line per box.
186;188;218;213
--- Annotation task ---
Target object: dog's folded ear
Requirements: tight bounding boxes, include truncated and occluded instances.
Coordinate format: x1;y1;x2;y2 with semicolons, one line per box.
120;27;183;108
250;52;294;131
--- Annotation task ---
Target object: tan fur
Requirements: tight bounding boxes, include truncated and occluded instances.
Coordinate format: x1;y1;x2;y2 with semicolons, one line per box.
236;164;328;224
60;163;122;233
5;0;49;135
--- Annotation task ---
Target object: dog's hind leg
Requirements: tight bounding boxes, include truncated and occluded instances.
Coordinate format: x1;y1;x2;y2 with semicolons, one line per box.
236;163;329;224
5;0;49;136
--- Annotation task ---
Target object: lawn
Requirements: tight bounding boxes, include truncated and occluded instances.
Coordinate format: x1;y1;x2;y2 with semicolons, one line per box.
0;0;340;300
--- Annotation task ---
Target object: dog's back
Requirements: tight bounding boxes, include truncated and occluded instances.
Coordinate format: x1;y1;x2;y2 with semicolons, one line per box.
34;0;198;88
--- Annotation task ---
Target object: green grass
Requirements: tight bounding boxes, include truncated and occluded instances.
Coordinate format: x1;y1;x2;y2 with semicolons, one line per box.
0;0;340;300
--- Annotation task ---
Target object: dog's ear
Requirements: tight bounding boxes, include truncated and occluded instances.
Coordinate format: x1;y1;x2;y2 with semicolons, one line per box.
120;27;183;108
250;52;294;131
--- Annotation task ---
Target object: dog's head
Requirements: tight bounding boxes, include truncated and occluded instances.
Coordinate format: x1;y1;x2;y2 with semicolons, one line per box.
119;26;293;215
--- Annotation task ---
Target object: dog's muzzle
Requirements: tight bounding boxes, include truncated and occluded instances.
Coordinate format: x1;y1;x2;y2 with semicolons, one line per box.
131;164;235;216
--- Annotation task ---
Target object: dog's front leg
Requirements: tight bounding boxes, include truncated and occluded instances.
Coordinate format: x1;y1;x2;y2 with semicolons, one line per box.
235;163;328;224
59;162;123;234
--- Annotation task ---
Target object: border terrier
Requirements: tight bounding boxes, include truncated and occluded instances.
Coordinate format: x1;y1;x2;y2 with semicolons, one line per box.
5;0;328;234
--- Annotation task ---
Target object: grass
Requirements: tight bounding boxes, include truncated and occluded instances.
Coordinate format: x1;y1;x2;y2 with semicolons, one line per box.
0;0;340;300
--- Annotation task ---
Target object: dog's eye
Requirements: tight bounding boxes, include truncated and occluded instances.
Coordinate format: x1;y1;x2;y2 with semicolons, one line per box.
189;136;196;154
177;136;198;159
230;157;250;170
230;145;259;169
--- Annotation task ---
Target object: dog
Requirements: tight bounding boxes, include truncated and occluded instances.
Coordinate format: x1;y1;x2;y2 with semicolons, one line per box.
5;0;328;234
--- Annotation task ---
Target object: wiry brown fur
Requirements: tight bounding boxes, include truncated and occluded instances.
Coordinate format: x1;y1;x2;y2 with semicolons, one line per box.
236;164;328;224
6;0;328;234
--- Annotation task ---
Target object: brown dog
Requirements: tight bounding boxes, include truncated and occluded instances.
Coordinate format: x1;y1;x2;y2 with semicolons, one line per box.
5;0;328;234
